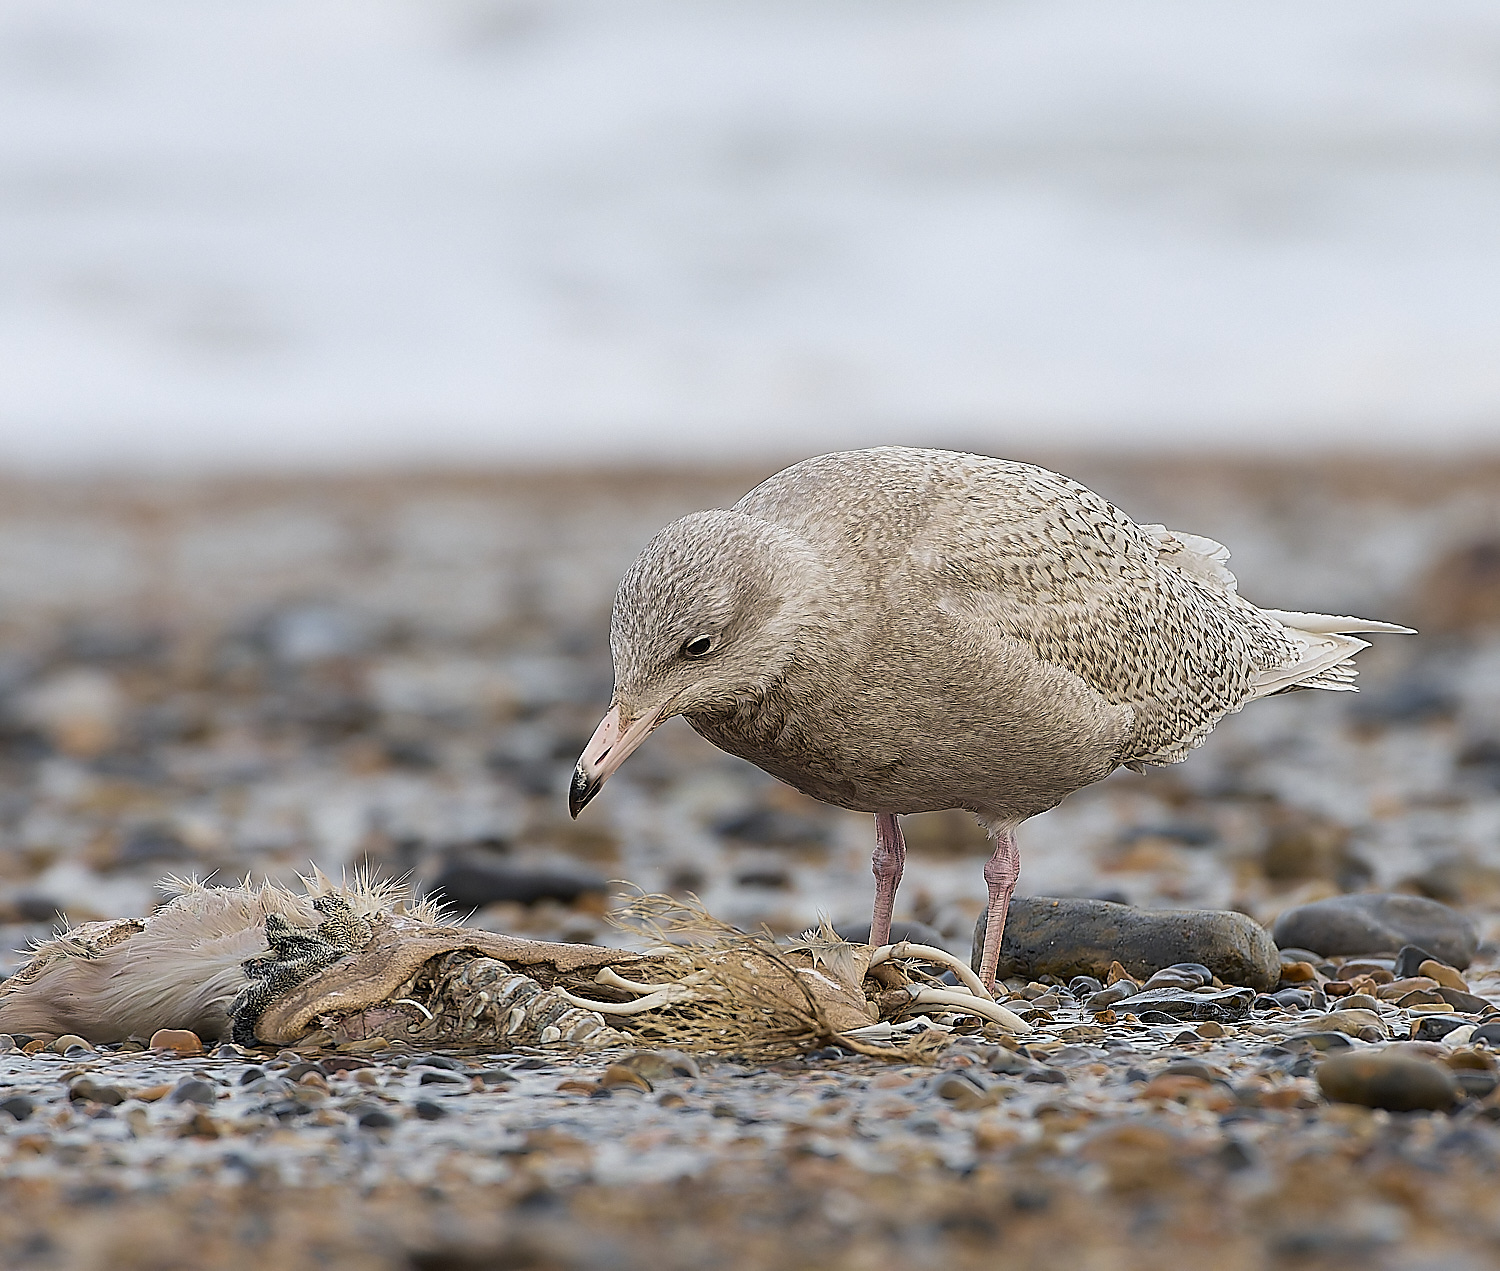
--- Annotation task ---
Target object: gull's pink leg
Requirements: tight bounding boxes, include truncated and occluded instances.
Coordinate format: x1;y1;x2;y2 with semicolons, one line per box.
976;828;1020;991
869;812;906;948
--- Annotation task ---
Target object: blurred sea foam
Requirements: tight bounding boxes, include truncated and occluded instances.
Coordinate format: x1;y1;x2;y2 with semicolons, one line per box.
2;0;1500;469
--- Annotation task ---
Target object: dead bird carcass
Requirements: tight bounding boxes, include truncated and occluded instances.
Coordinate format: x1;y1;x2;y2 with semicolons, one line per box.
0;875;1029;1058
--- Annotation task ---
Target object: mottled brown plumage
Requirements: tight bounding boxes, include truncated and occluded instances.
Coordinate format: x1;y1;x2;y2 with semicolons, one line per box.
572;448;1412;987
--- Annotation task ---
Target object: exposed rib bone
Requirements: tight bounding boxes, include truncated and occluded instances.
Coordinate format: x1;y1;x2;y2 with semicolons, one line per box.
390;997;433;1021
555;983;700;1015
596;967;679;995
869;941;996;1001
904;987;1031;1033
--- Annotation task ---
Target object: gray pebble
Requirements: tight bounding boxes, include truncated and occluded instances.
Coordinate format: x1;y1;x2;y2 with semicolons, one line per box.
1272;895;1477;969
356;1106;398;1129
69;1079;126;1107
1394;945;1439;979
1085;981;1141;1013
0;1095;33;1121
932;1071;991;1107
1108;986;1255;1022
1285;1032;1354;1052
1317;1052;1458;1112
983;1048;1037;1076
1437;987;1492;1014
1411;1014;1473;1041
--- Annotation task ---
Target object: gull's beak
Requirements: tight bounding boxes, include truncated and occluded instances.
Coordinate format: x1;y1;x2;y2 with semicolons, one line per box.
568;700;669;818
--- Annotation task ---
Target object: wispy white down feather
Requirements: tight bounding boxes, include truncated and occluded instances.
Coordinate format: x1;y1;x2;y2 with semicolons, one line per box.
0;870;442;1043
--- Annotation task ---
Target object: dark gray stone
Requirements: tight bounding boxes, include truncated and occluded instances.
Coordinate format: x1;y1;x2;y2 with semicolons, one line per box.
712;807;828;846
983;1048;1040;1077
401;1054;466;1071
117;823;193;865
0;1095;33;1121
932;1071;992;1104
972;896;1280;991
69;1079;126;1107
170;1078;217;1105
1318;1052;1458;1112
1413;1014;1474;1042
1107;986;1254;1022
1285;1032;1353;1052
1085;981;1140;1013
1271;895;1478;969
1141;963;1212;990
1455;1070;1499;1099
1437;986;1492;1015
426;856;607;908
1394;944;1438;979
834;919;946;948
1160;1060;1221;1081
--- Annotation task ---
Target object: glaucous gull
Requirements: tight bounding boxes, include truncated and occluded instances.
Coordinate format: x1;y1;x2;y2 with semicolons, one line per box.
570;448;1411;989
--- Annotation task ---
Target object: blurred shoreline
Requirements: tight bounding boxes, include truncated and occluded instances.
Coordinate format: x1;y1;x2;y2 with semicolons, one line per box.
6;448;1500;488
1;450;1497;628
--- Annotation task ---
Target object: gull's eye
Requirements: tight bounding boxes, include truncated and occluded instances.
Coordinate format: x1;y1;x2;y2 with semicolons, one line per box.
681;635;714;659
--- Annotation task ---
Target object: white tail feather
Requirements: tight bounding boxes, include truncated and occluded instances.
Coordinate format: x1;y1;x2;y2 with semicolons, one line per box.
1250;609;1414;700
1258;609;1415;636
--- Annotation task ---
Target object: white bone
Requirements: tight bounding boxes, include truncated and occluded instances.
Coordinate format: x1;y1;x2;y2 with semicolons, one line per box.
596;967;679;995
390;997;433;1021
554;984;700;1015
906;987;1031;1033
869;941;996;1001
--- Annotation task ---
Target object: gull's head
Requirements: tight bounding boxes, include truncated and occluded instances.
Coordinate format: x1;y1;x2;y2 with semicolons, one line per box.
569;510;818;817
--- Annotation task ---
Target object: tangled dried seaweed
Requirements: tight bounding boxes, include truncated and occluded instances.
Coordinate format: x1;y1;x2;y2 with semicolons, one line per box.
539;894;959;1062
559;893;864;1058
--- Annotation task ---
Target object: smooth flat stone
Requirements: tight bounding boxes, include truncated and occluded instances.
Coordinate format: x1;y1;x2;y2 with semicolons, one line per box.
1412;1014;1474;1042
1394;944;1438;979
426;856;607;908
1107;986;1254;1022
834;920;946;948
1285;1032;1353;1052
1308;1009;1388;1038
1437;986;1491;1014
972;897;1280;990
1271;895;1477;969
1318;1052;1458;1112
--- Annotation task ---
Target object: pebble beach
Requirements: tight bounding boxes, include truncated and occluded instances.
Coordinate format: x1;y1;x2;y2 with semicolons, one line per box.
1;456;1500;1269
